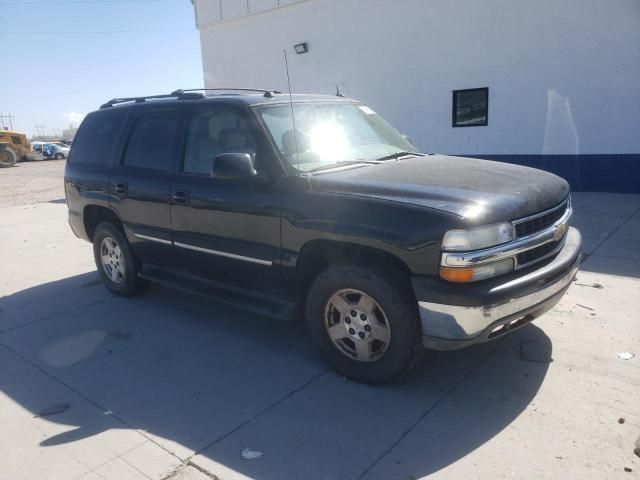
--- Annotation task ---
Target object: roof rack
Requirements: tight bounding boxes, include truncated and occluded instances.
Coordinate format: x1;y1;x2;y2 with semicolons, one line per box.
171;88;281;98
100;88;282;109
99;93;181;109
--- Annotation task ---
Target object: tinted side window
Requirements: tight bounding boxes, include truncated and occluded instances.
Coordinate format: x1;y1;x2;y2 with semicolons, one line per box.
11;136;22;145
123;109;179;172
183;107;258;175
70;109;127;165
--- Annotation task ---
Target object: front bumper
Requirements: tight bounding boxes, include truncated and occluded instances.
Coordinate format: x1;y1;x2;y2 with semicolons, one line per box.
415;226;582;350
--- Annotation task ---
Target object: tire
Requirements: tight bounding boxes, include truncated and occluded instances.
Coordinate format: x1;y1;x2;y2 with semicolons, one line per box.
305;263;423;384
0;147;17;168
93;222;148;296
54;153;64;160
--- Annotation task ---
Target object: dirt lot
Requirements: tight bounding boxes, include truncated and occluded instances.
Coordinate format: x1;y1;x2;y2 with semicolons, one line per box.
1;166;639;480
0;159;66;207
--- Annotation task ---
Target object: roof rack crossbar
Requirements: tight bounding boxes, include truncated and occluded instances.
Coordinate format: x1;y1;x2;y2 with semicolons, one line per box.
171;88;281;98
100;88;283;109
100;93;178;109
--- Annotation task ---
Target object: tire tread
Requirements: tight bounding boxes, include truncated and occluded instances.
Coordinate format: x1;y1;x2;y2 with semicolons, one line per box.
305;262;423;384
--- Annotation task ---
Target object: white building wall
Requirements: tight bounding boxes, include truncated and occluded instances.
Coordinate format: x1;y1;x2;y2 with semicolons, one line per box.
194;0;640;157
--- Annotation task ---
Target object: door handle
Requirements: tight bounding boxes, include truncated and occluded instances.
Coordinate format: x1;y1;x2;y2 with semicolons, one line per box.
172;191;190;204
114;182;127;195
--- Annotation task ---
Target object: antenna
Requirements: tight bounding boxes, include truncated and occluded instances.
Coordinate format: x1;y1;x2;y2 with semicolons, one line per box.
335;84;344;97
283;49;300;171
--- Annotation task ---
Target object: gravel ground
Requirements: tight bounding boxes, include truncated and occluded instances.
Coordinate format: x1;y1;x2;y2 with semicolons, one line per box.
0;159;66;207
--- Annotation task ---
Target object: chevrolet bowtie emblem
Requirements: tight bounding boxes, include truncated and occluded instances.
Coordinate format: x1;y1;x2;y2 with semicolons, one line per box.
554;223;567;241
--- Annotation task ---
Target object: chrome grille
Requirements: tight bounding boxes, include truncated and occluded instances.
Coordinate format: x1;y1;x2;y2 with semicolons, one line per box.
514;198;569;238
441;194;572;276
516;239;562;266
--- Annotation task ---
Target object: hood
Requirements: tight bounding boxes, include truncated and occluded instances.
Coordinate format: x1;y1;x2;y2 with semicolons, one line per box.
308;155;570;225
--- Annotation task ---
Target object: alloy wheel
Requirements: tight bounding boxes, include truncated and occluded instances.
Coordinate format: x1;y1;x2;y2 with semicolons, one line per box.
100;236;125;284
324;288;391;362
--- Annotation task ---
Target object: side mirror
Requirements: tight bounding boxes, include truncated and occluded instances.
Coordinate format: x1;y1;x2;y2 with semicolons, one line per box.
211;153;257;180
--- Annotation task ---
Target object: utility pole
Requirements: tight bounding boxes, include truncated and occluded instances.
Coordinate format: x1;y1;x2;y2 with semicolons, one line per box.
35;125;45;138
0;113;15;130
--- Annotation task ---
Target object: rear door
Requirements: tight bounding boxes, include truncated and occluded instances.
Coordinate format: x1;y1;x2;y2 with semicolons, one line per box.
65;108;128;236
170;103;281;292
109;106;181;266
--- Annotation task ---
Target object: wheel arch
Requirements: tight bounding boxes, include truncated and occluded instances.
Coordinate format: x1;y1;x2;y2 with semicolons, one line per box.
83;205;123;242
295;239;413;300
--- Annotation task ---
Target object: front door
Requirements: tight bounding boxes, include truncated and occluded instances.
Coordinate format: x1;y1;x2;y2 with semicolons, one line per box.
170;103;281;292
109;106;181;266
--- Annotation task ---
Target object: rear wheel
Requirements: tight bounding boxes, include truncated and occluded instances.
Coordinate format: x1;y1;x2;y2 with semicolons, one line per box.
93;222;147;296
0;148;17;168
54;153;64;160
305;263;423;384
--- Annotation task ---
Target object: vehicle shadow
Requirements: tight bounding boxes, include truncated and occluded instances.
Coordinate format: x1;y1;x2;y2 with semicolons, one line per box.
0;272;551;479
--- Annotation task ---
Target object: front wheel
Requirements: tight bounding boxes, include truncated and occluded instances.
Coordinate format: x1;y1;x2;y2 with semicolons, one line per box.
0;148;17;168
305;264;423;384
54;153;64;160
93;222;147;296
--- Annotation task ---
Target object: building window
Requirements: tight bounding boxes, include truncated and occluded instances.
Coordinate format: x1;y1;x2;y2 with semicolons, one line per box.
452;87;488;127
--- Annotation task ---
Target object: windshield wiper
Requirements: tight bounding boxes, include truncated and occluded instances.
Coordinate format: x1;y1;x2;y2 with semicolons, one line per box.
374;151;423;161
306;160;380;173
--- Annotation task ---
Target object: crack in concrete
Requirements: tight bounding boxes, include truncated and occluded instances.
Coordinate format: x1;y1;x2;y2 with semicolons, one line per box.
3;338;328;480
356;339;506;480
161;459;220;480
185;368;330;462
160;461;190;480
588;205;640;258
185;460;220;479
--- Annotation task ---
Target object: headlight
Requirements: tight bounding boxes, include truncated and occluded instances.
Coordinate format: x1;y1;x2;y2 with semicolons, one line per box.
439;258;514;283
442;222;515;251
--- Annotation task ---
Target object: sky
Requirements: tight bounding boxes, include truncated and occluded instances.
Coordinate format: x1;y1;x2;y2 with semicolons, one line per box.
0;0;203;137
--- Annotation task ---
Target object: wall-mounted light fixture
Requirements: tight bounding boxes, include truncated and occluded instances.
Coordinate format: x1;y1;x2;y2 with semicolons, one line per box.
294;42;309;54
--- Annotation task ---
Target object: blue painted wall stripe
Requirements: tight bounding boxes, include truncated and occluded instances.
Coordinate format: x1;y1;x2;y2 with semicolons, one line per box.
461;155;640;194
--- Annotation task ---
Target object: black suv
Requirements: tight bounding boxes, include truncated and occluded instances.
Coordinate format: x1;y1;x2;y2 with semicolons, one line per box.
65;89;582;384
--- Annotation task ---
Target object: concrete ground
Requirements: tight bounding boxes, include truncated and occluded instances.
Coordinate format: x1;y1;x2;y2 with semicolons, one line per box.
0;161;639;480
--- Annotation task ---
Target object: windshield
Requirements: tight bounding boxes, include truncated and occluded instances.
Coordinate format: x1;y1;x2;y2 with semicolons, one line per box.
258;102;418;172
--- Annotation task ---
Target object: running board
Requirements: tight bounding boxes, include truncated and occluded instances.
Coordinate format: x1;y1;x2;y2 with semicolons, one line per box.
139;265;296;321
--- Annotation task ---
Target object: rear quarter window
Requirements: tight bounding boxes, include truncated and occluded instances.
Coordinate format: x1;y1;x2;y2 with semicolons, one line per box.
69;109;127;165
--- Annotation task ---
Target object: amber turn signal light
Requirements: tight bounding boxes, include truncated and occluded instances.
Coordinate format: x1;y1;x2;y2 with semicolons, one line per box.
439;266;474;283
